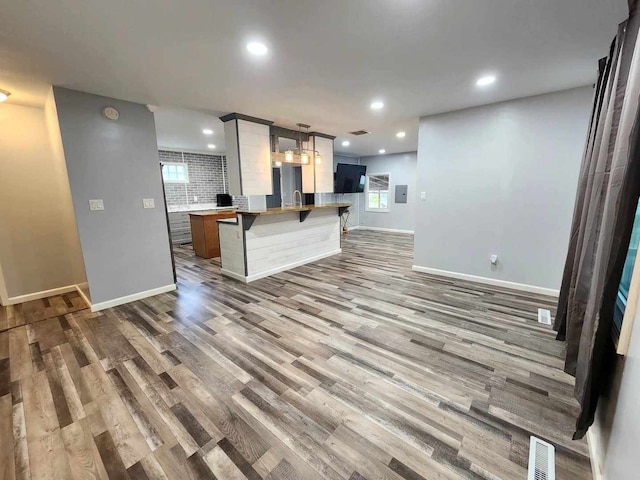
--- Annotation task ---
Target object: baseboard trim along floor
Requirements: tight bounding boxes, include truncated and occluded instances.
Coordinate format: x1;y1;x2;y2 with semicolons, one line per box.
2;284;78;305
89;283;177;312
357;226;415;234
412;265;560;297
587;422;605;480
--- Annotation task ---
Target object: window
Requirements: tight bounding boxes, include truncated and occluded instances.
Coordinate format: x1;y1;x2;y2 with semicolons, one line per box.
365;173;390;212
162;162;189;183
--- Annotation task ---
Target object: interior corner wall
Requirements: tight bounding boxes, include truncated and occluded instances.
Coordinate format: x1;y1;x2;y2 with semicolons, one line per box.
413;86;593;291
53;87;174;306
0;99;87;303
359;152;417;232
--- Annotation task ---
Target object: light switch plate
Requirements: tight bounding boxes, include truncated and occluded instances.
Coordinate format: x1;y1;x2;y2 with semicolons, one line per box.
89;199;104;211
143;198;155;209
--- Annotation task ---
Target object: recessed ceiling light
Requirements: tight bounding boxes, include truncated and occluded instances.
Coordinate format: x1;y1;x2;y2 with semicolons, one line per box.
476;75;496;86
247;42;268;56
208;144;216;149
203;129;213;135
0;89;10;103
342;140;350;147
396;131;406;138
379;149;386;154
370;100;384;110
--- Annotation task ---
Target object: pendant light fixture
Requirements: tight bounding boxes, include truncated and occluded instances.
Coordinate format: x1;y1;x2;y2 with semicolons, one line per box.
275;123;322;166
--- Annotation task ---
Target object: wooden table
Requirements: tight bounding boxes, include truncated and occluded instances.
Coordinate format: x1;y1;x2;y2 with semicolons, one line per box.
189;210;237;258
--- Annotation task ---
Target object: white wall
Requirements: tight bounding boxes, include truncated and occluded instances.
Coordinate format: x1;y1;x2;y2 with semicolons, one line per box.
413;86;592;292
359;152;417;232
0;95;87;304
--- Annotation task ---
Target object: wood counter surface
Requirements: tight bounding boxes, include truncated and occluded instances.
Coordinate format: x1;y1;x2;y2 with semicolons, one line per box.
236;202;351;216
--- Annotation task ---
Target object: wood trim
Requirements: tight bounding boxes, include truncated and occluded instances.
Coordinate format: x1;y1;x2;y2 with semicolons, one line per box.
219;113;274;125
617;240;640;355
309;131;336;140
270;125;310;142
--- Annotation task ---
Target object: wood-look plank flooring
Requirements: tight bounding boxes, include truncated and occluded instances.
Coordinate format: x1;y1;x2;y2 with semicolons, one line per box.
0;230;591;479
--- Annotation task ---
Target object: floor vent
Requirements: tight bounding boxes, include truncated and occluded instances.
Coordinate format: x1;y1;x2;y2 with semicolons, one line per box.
537;308;552;325
528;436;555;480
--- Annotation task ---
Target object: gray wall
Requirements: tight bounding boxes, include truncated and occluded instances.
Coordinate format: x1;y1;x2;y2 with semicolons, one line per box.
359;152;417;232
592;303;640;479
414;86;592;290
54;87;174;305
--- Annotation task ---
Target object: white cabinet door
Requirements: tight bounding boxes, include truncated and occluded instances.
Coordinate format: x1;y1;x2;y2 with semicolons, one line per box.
223;118;273;196
238;120;272;196
314;136;334;193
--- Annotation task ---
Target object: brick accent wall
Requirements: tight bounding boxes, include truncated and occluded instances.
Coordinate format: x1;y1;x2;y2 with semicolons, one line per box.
159;150;248;209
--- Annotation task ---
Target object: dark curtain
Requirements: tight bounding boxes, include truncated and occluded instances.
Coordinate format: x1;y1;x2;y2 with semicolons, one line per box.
554;0;640;439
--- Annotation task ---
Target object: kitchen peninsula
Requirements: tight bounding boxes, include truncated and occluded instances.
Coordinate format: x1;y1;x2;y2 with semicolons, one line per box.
218;203;350;282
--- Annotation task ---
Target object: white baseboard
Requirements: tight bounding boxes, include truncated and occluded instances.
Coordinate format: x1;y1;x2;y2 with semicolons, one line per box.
358;226;415;234
587;421;605;480
222;249;342;283
411;265;559;297
2;285;78;305
220;268;248;283
90;284;176;312
75;284;92;309
347;226;361;231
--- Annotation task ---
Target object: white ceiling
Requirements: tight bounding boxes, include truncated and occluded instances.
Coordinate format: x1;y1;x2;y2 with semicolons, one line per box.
154;107;226;154
0;0;628;156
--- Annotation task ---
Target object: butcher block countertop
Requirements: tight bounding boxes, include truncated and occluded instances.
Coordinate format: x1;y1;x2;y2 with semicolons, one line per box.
188;209;237;217
236;203;351;216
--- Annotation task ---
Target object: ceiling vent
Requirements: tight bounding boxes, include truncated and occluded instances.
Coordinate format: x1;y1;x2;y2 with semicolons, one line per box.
349;130;371;136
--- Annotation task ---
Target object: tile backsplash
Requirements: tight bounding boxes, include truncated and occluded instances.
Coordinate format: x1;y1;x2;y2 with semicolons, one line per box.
159;150;248;209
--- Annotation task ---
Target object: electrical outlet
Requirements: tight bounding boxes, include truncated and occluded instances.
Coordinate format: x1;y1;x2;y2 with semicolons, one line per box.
490;254;498;265
143;198;155;209
89;199;104;211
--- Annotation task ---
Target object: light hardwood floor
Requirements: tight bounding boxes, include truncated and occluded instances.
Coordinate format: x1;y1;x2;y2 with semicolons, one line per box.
0;230;591;479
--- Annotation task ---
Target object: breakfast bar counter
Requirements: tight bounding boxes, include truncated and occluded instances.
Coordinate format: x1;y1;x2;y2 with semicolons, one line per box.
217;203;350;282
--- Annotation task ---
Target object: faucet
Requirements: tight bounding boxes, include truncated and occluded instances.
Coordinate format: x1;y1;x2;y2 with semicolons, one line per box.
292;190;303;208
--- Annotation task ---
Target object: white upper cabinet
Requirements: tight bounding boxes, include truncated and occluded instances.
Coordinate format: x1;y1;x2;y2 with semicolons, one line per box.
302;134;335;194
313;135;334;193
222;114;273;196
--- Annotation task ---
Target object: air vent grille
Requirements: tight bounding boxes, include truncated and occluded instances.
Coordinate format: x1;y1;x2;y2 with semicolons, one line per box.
537;308;552;325
349;130;371;136
528;436;555;480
